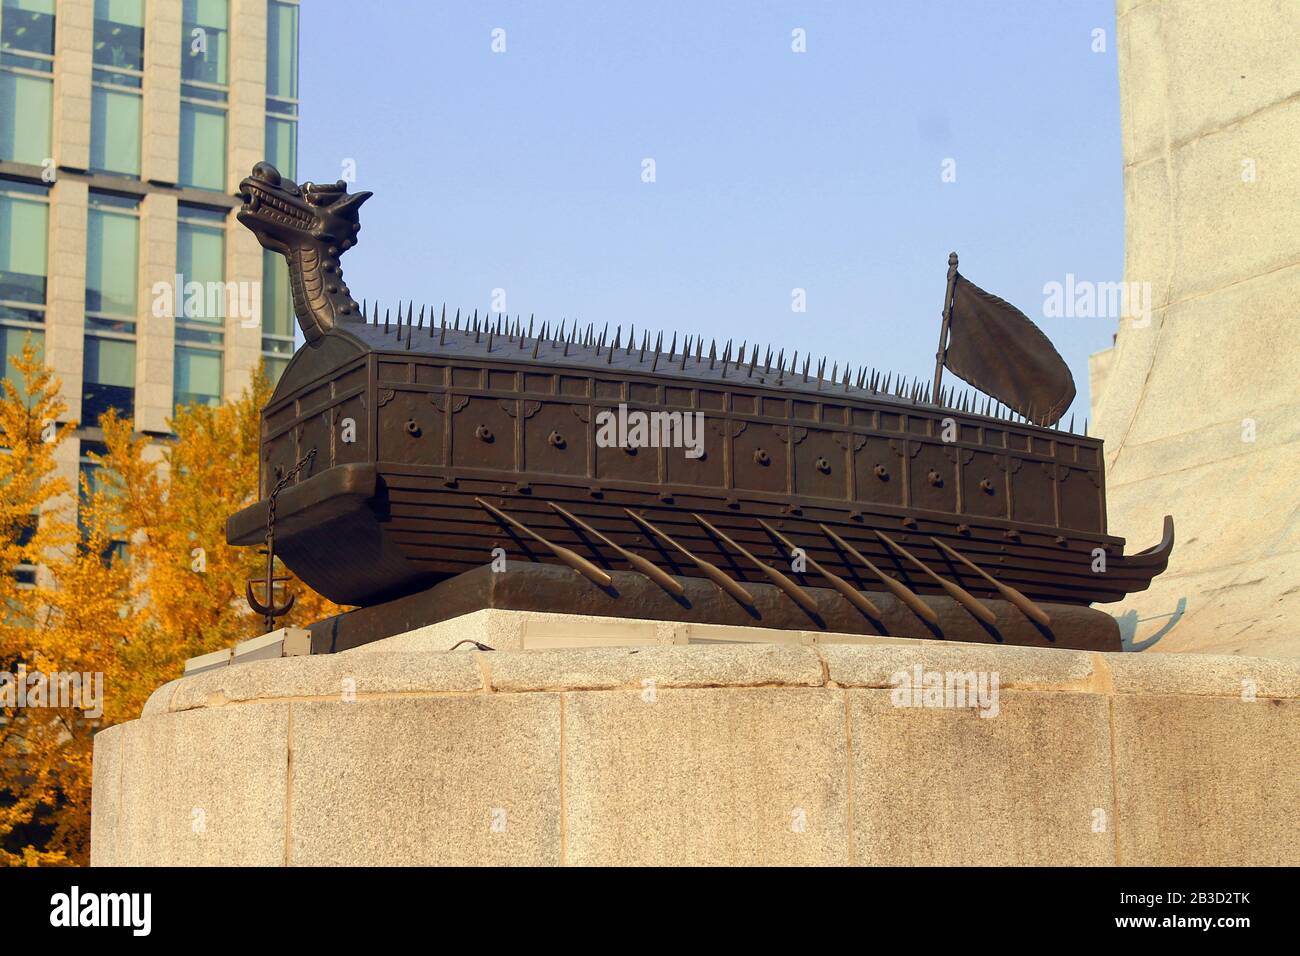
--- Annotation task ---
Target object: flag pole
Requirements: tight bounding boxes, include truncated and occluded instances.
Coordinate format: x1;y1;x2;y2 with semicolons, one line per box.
932;251;959;402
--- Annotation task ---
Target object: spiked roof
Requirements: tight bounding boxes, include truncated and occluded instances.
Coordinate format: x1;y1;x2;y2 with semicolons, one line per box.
340;301;1088;436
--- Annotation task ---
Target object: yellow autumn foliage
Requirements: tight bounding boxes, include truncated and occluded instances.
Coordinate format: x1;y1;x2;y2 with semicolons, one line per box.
0;341;346;865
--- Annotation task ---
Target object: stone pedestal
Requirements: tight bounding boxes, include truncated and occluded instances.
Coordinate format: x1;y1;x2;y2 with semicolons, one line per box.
90;611;1298;866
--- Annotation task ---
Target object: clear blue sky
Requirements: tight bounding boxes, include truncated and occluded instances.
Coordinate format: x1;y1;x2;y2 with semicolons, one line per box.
299;1;1122;424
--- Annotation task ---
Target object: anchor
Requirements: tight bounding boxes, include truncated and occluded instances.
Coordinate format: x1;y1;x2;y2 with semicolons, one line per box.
245;448;316;634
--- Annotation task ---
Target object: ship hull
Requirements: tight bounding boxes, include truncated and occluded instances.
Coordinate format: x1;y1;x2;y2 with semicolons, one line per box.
227;324;1173;641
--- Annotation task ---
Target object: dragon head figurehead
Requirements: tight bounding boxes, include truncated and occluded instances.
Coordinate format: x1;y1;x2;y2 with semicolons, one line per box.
237;161;372;345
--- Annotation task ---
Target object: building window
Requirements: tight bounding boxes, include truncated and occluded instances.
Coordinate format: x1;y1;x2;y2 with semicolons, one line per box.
82;191;139;427
0;0;55;166
264;0;298;179
178;0;228;190
175;203;225;409
90;0;144;177
0;176;48;386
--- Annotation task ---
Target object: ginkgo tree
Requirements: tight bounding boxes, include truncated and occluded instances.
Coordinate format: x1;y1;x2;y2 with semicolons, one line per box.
0;341;345;865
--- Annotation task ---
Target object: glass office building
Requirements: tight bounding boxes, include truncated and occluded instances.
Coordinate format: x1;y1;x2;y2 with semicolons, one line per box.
0;0;300;475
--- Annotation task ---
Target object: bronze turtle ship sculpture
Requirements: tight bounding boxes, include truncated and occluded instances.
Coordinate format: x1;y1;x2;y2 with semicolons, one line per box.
228;162;1173;652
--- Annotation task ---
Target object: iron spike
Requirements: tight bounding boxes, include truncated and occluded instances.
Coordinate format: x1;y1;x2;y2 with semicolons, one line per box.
652;331;663;371
749;344;759;375
383;307;390;334
708;339;716;370
668;331;677;358
695;337;702;362
1083;418;1088;437
454;307;461;331
362;298;367;321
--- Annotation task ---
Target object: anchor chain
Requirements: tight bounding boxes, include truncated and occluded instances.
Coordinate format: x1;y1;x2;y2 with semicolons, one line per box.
246;447;317;633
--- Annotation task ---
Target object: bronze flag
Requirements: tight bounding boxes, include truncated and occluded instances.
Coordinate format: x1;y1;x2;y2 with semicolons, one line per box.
939;267;1076;427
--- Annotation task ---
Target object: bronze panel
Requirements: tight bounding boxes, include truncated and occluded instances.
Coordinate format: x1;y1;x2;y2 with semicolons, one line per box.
853;435;905;506
665;416;725;488
451;396;515;471
334;393;368;466
523;401;588;477
413;364;445;386
1010;458;1056;526
594;405;659;483
907;440;957;512
1059;467;1102;532
298;407;332;477
378;360;409;383
261;429;299;498
959;449;1007;519
793;427;848;500
378;389;444;466
733;421;787;494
